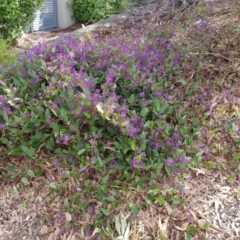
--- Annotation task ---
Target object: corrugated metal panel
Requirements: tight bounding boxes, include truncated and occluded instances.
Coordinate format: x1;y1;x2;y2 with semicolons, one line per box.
32;0;58;32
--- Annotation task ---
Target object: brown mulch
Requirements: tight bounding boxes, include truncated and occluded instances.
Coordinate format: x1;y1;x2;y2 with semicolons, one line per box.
1;167;239;240
1;0;240;239
31;22;89;39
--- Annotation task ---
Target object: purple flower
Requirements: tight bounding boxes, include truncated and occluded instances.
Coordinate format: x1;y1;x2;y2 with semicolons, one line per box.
167;138;174;147
46;116;52;124
175;156;185;164
88;205;95;215
69;52;75;58
129;128;139;137
132;157;145;169
174;55;181;66
91;157;98;162
86;231;92;237
63;136;68;144
78;167;89;173
167;160;176;168
0;124;4;130
3;106;10;113
79;142;84;148
60;228;66;234
187;210;194;223
54;159;60;169
56;135;71;145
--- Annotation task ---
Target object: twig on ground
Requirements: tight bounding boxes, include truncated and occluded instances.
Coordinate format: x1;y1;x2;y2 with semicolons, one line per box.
12;222;29;240
189;52;232;62
196;211;230;235
226;236;240;240
30;221;45;240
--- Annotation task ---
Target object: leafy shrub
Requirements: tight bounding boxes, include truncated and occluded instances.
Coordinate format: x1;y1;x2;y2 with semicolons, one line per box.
0;37;17;66
1;16;217;232
70;0;130;23
0;16;203;176
0;0;44;40
1;2;240;237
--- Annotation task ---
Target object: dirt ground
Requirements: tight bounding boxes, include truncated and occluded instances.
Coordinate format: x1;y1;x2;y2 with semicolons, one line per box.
1;0;240;239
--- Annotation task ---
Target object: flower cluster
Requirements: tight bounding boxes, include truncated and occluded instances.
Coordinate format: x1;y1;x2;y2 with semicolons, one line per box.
0;11;212;175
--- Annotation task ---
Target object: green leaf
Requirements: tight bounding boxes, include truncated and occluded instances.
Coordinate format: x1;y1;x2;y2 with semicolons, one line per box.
157;197;166;204
51;122;59;132
151;172;157;179
46;138;55;150
51;109;58;117
98;158;104;167
50;182;58;190
233;152;240;160
179;78;187;85
7;165;15;173
27;170;35;178
101;208;110;216
64;198;70;209
61;181;67;189
227;174;235;182
140;107;148;117
102;175;109;184
155;100;160;112
232;122;238;132
8;147;22;156
60;109;68;122
45;109;50;118
141;142;146;151
38;183;45;189
21;177;30;185
82;87;91;96
217;163;227;171
22;202;28;208
40;59;46;68
78;149;86;156
51;76;57;83
0;138;9;144
128;94;135;104
128;139;136;151
106;196;115;202
83;112;91;119
20;146;35;158
196;150;204;157
34;132;43;139
203;161;215;168
130;204;139;215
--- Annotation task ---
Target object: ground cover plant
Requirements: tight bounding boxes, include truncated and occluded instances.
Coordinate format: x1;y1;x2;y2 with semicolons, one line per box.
0;0;240;239
0;37;17;66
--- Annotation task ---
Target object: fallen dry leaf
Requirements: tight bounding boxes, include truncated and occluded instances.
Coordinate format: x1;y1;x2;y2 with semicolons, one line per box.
174;222;189;231
39;225;48;235
54;227;60;236
66;212;72;222
189;167;206;176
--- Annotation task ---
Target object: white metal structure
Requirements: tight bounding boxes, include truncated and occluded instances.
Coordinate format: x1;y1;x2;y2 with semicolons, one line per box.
31;0;75;32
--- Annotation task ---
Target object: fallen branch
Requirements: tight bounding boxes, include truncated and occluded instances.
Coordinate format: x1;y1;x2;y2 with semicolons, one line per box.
189;52;232;62
226;236;240;240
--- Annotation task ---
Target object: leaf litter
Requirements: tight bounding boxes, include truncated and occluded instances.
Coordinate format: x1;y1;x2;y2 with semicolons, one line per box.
1;0;240;239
